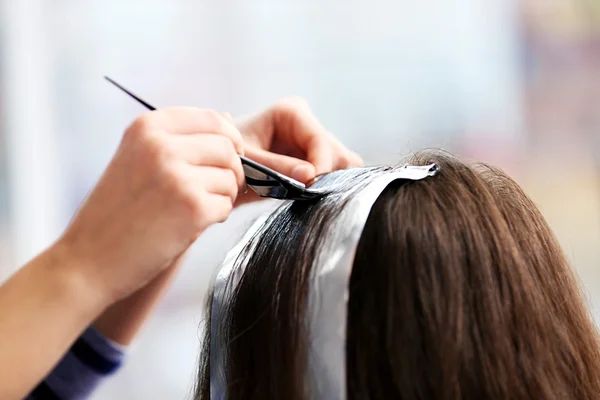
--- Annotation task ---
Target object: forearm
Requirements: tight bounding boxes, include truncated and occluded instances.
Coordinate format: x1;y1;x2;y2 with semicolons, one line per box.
93;255;185;345
0;244;108;399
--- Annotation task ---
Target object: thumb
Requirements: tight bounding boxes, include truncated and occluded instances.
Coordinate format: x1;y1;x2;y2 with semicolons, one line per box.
245;147;316;183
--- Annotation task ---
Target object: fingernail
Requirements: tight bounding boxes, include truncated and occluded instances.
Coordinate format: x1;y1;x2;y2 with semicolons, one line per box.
291;164;314;182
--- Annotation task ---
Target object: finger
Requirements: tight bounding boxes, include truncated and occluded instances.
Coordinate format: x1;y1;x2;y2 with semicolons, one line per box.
332;148;364;170
271;99;330;148
270;99;339;173
305;135;336;175
199;192;235;224
170;133;237;165
221;112;234;123
153;107;244;154
169;134;245;188
192;166;241;201
347;151;364;167
245;146;316;183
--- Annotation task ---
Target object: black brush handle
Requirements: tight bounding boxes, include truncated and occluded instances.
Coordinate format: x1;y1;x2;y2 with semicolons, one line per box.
105;76;157;111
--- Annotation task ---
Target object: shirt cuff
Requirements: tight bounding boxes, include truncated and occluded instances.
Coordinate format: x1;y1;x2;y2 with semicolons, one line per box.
27;326;127;400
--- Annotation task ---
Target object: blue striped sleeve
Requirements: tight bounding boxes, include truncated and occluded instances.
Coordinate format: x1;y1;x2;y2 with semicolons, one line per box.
27;326;126;400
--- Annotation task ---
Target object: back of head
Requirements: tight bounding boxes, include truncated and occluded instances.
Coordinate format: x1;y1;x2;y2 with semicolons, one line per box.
197;151;600;400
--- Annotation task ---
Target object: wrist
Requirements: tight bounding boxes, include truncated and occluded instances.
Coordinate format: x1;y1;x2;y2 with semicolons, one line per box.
0;243;112;398
42;240;113;319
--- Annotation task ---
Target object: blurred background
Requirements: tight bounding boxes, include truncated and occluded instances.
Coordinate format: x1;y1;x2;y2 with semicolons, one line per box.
0;0;599;398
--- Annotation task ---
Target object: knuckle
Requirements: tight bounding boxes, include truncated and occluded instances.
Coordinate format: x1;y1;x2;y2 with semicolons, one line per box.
180;186;207;225
231;162;245;187
189;197;208;229
200;109;224;129
227;150;242;171
212;134;236;158
276;96;310;113
223;167;236;181
224;169;239;197
233;159;245;179
308;134;326;148
142;134;167;165
202;109;242;149
217;199;233;223
230;128;244;147
192;192;233;226
161;162;186;193
126;112;157;140
224;199;234;215
159;165;213;230
185;193;201;218
220;135;239;159
201;108;221;120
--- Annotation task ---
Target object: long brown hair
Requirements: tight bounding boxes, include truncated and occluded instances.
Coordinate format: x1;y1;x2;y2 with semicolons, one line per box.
197;151;600;399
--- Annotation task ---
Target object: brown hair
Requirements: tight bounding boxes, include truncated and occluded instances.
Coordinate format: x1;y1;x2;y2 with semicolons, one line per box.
196;151;600;399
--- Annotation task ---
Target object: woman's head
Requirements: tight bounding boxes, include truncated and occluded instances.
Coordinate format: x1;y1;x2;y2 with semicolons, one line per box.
197;150;600;399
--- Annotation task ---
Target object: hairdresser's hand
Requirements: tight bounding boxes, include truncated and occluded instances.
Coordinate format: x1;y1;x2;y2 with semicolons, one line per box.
232;97;363;205
58;107;245;303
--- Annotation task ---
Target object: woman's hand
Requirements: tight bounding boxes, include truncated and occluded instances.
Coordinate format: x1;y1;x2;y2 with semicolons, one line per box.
0;107;246;399
58;107;245;304
233;97;363;205
91;99;363;346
